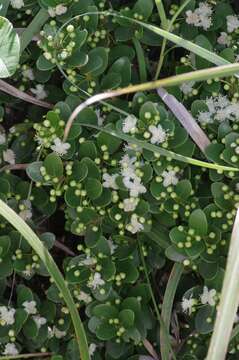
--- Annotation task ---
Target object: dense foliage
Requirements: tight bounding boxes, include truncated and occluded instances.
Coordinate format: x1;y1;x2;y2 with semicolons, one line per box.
1;0;239;359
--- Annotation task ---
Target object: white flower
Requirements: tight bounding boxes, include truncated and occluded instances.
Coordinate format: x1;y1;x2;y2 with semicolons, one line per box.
102;173;119;190
148;124;167;144
217;32;231;46
22;268;34;278
19;200;32;221
96;109;105;126
120;154;136;170
122;115;137;133
162;170;179;187
127;214;144;234
76;291;92;304
0;133;6;145
200;286;216;306
51;137;71;156
181;294;195;315
0;306;15;325
88;272;105;290
10;0;24;9
52;326;66;339
197;95;239;124
123;176;146;197
22;300;37;315
48;4;67;17
3;343;19;356
3;149;15;165
186;2;212;31
33;315;47;329
22;68;35;80
180;81;195;95
123;198;139;212
30;84;47;100
197;111;212;125
227;15;239;33
186;10;200;26
79;256;96;266
89;343;97;356
107;239;118;254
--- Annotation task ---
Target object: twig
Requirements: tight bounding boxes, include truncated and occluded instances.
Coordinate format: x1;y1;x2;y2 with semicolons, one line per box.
0;163;28;173
0;80;53;109
0;352;52;360
157;88;210;153
55;239;76;256
143;339;160;360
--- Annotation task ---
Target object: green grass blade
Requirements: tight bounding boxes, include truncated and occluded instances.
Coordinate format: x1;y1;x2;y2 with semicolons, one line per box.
0;0;10;16
160;264;183;360
20;8;49;53
138;238;176;360
155;0;168;29
133;37;147;82
206;209;239;360
0;199;90;360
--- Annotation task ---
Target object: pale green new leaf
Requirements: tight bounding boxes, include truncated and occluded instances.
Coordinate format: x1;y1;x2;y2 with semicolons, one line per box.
0;16;20;78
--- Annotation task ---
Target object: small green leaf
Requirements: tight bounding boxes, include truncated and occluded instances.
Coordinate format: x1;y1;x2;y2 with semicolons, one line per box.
189;209;208;236
44;153;63;178
119;309;135;328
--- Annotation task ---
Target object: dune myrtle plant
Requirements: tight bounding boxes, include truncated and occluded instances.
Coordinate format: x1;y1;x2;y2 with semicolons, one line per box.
1;0;239;360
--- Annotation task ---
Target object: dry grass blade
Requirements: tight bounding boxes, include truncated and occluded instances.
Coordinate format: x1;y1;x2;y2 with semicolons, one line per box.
0;80;53;109
206;209;239;360
157;88;211;152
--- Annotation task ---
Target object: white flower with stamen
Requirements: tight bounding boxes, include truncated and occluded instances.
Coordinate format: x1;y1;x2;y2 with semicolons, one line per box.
79;256;96;266
102;173;119;190
52;326;66;339
10;0;24;9
33;315;47;329
88;272;105;290
186;2;212;31
96;109;105;126
123;198;139;212
30;84;47;100
162;170;179;187
19;200;32;221
76;291;92;304
107;239;118;254
181;294;195;315
200;286;216;306
127;214;144;234
3;149;15;165
22;300;37;315
122;115;137;133
180;81;195;95
48;4;67;17
148;124;167;144
217;32;231;46
3;343;19;356
227;15;239;33
89;343;97;356
22;68;35;80
0;133;6;145
51;137;70;156
0;306;15;325
123;176;146;197
197;111;212;125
